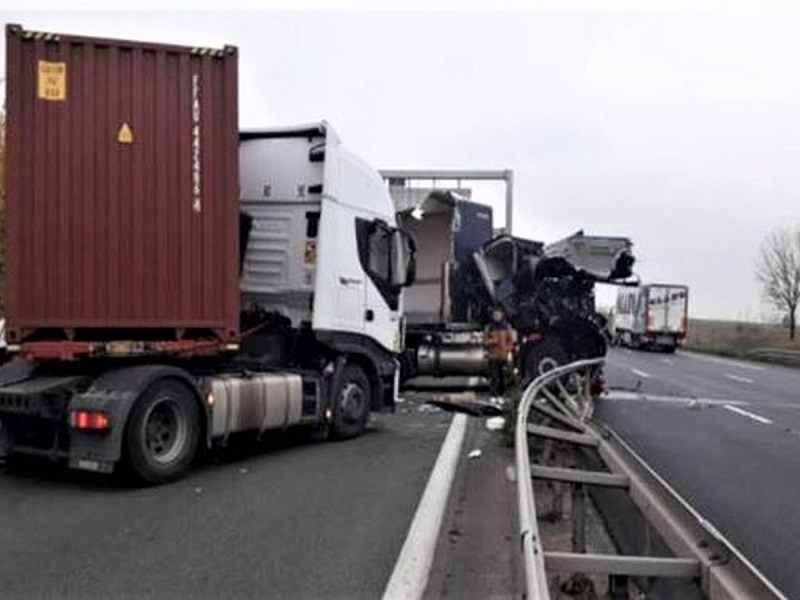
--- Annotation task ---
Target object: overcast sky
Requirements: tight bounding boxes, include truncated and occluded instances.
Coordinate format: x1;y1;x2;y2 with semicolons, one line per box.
2;5;799;320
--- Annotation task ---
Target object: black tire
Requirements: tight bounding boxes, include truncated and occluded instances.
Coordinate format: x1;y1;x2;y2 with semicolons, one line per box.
331;365;371;440
521;338;569;385
124;379;201;484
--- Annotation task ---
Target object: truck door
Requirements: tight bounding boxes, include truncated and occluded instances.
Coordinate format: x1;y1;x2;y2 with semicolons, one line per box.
358;220;413;353
312;199;365;335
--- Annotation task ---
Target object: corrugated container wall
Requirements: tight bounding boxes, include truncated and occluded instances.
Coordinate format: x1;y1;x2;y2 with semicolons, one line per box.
4;25;240;344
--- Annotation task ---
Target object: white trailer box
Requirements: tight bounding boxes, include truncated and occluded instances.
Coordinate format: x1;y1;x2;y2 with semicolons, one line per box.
614;284;688;351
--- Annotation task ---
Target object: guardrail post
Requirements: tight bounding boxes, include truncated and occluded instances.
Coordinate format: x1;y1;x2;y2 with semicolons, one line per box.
608;574;628;599
571;482;586;553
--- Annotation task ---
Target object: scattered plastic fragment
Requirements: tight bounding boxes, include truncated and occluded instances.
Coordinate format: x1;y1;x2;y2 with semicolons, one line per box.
194;487;203;495
485;416;506;431
468;448;482;459
239;467;248;475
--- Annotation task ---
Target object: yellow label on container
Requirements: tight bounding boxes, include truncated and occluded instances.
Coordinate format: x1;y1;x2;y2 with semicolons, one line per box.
37;60;66;101
117;122;134;144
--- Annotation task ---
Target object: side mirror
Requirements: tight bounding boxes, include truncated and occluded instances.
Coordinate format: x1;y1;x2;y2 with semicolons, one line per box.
391;230;417;287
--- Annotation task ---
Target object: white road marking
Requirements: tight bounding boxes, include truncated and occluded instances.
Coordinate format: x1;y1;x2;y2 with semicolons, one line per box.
505;465;517;482
630;368;651;379
660;358;674;365
684;352;764;372
723;404;773;425
605;391;747;407
725;374;754;385
383;413;467;600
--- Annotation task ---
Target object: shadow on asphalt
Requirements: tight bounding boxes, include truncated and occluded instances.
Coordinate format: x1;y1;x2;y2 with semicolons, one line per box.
0;424;386;490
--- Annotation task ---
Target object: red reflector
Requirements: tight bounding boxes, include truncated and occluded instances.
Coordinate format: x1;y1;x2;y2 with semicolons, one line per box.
70;410;110;430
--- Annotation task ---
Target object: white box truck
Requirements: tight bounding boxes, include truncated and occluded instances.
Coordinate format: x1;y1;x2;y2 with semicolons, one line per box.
614;284;689;352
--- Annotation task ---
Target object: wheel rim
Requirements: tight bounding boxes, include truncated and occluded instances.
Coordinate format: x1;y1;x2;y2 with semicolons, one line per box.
142;398;188;465
339;382;366;425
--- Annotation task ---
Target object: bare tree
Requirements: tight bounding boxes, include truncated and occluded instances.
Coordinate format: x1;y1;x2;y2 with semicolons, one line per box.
756;226;800;340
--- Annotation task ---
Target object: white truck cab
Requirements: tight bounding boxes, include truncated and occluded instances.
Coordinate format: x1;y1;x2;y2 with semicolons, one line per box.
239;122;413;353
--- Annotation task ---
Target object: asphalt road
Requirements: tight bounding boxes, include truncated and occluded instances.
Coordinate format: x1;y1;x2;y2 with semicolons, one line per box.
0;402;453;600
599;347;800;597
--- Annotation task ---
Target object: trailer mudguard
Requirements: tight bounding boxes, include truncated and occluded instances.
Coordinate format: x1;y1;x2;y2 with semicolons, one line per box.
0;358;36;386
67;365;204;470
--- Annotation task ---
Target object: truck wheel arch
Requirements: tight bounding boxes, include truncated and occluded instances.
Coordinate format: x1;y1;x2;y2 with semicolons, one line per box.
315;331;397;411
345;353;381;410
68;365;206;468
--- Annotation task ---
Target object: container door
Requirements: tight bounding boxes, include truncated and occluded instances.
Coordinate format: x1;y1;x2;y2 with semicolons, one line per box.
647;287;670;332
666;288;688;333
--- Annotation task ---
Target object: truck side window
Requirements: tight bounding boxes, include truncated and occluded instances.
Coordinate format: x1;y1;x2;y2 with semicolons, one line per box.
355;218;400;311
368;226;391;281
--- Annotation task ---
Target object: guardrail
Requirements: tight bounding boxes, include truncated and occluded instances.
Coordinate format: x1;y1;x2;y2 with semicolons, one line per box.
515;358;787;600
746;347;800;366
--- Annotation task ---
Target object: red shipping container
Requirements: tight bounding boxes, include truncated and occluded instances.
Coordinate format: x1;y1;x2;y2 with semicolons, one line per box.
4;25;240;349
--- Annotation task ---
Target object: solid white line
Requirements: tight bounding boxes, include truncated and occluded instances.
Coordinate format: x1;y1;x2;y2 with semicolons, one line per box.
724;404;773;425
725;374;754;384
630;368;651;379
383;413;468;600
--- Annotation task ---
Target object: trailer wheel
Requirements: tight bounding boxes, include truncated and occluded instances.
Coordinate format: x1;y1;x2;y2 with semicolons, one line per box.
522;338;568;385
331;365;371;440
124;379;201;484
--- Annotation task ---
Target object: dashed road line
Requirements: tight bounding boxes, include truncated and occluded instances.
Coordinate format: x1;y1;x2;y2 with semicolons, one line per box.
630;368;651;379
725;374;754;385
684;352;764;372
723;404;773;425
605;391;747;406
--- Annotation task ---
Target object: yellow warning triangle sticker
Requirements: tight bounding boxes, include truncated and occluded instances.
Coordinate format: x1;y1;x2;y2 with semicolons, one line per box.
117;122;134;144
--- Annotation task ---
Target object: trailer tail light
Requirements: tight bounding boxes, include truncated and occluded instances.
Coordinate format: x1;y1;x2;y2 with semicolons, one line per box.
69;410;110;430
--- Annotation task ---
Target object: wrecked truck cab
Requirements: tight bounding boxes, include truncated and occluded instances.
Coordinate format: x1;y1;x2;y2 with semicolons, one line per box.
474;232;635;382
543;231;635;282
384;171;636;387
